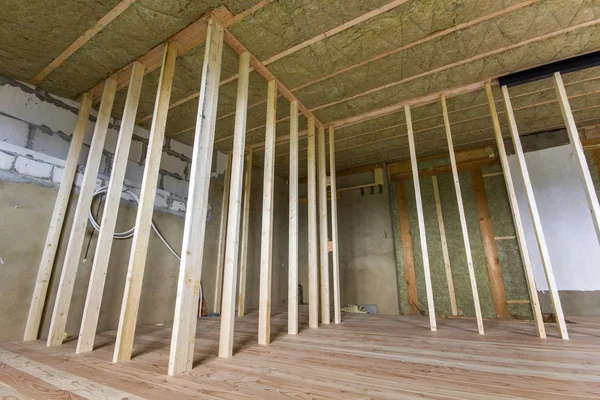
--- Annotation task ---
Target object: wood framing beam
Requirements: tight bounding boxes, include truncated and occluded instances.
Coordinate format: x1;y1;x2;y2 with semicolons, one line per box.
219;52;250;358
553;72;600;242
214;152;232;314
440;94;484;334
30;0;137;85
431;176;458;317
258;80;277;345
501;85;569;340
77;62;145;354
396;179;419;315
288;101;299;334
307;117;319;329
406;104;436;331
23;93;92;341
46;78;117;347
168;21;223;375
471;168;509;319
317;125;331;325
237;149;253;317
113;43;177;362
329;125;341;324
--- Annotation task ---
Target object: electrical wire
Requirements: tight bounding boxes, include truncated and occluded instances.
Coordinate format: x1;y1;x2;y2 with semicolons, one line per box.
87;186;205;313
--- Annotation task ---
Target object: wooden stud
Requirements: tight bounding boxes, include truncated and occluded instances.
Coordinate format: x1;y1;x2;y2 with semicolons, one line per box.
113;43;177;363
46;78;118;347
431;176;458;316
307;117;319;329
168;21;223;375
440;94;484;334
317;125;331;324
288;101;299;334
237;150;253;317
30;0;136;85
219;52;250;358
405;104;436;331
486;82;545;336
472;168;510;319
258;80;278;345
77;62;145;354
396;179;419;315
501;85;569;340
23;93;92;341
214;152;233;314
328;125;341;324
554;72;600;241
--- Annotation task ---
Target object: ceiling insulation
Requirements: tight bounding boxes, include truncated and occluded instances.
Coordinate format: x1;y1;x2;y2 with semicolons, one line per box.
1;0;600;177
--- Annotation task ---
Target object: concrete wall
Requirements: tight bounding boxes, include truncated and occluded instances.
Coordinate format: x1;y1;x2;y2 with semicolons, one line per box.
508;144;600;316
0;75;289;342
298;170;400;316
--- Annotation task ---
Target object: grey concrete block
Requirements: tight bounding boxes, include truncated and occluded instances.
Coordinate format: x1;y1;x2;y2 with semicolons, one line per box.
0;114;29;147
170;200;186;212
14;156;52;179
52;166;64;183
163;175;189;198
160;153;186;177
31;128;70;160
0;151;15;170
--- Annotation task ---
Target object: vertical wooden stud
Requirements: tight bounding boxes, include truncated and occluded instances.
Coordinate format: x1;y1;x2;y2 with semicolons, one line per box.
431;175;458;316
554;72;600;241
502;85;569;339
317;125;331;324
258;80;278;345
396;179;419;315
218;52;250;358
440;94;484;334
328;125;341;324
288;101;299;334
168;21;224;375
307;117;319;329
405;104;436;331
214;152;233;313
113;43;177;363
472;168;510;319
77;62;145;353
485;81;545;338
46;78;118;346
24;93;93;341
237;150;253;317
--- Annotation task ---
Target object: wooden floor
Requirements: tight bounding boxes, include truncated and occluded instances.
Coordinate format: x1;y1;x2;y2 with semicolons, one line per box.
1;307;600;399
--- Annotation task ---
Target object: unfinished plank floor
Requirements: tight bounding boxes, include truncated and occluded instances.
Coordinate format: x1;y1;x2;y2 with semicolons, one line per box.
1;308;599;399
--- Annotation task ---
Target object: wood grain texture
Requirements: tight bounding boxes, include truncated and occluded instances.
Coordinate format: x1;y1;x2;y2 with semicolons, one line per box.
396;179;419;315
237;150;253;317
307;118;319;329
317;125;330;325
328;125;342;325
472;168;510;319
3;310;600;399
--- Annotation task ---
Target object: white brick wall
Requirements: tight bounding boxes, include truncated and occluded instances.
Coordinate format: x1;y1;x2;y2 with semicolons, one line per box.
0;76;227;216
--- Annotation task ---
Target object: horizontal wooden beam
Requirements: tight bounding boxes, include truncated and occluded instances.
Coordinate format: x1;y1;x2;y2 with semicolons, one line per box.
30;0;137;85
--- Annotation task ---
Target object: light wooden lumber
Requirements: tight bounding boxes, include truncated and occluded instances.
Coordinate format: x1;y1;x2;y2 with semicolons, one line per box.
501;85;568;340
237;149;253;317
214;152;233;314
23;93;92;341
30;0;136;85
77;62;145;354
258;80;278;345
307;117;319;329
168;21;223;375
553;72;600;242
471;169;510;319
113;43;177;362
405;104;436;331
329;125;341;324
431;175;458;317
317;125;331;325
440;94;484;334
288;101;299;334
46;78;117;347
219;52;250;358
